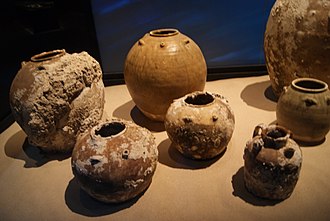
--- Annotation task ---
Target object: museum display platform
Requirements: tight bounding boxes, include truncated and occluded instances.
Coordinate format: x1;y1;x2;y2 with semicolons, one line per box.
1;75;329;221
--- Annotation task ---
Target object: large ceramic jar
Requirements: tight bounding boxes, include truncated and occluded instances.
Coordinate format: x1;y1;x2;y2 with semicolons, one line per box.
164;91;235;160
264;0;330;96
124;28;207;121
244;124;302;200
71;118;158;203
276;78;330;144
9;49;104;152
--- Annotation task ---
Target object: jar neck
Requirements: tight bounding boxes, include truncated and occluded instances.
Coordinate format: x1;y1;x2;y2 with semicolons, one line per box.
291;78;328;93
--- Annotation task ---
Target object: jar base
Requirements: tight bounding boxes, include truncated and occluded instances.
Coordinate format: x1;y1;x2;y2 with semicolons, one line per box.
293;135;326;146
139;108;165;122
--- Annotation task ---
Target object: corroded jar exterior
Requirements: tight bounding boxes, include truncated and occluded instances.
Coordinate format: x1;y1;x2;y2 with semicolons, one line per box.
9;49;104;152
264;0;330;96
276;78;330;144
71;118;158;203
124;28;207;121
244;124;302;200
164;91;235;160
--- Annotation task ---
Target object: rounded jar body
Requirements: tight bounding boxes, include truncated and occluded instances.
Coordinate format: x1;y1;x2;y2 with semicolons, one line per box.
164;91;235;160
264;0;330;96
9;49;104;152
276;78;330;144
244;124;302;200
124;28;207;121
71;118;158;203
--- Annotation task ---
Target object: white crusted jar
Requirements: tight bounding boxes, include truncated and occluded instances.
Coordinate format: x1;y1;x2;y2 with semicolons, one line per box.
9;49;104;152
71;119;158;203
164;91;235;159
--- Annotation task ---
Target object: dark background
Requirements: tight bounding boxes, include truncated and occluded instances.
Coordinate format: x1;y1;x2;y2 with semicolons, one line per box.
1;0;275;131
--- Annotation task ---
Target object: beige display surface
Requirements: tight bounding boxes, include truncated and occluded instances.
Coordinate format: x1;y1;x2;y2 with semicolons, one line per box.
1;75;329;221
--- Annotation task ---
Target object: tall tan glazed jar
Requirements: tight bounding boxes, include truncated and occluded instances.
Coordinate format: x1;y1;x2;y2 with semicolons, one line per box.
264;0;330;96
124;28;207;121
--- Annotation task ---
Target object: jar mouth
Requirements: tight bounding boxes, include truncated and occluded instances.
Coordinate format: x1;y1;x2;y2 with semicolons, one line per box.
259;125;291;149
184;92;215;107
149;28;179;37
93;121;126;139
31;49;66;62
292;78;328;93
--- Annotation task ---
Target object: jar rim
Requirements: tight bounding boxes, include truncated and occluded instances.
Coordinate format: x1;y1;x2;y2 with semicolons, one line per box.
92;120;126;139
184;91;215;107
292;78;328;93
149;28;179;37
31;49;66;62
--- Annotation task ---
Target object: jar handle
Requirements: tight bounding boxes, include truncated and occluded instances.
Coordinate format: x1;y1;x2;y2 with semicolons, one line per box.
252;124;266;138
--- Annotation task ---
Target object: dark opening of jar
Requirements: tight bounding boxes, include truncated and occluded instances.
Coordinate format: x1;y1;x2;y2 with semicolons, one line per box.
31;49;66;62
95;122;125;137
292;78;328;93
266;128;287;139
185;93;214;106
150;29;179;37
284;148;295;159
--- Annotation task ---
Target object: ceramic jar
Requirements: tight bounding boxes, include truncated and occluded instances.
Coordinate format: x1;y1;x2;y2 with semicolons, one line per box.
9;49;104;152
264;0;330;96
244;124;302;200
276;78;330;144
164;91;235;160
71;118;158;203
124;28;207;121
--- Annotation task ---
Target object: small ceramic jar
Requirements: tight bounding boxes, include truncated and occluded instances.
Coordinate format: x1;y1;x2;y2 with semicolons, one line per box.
9;49;104;152
71;118;158;203
244;124;302;200
276;78;330;144
164;91;235;160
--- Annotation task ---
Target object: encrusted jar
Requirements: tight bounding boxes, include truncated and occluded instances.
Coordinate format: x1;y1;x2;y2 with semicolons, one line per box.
276;78;330;144
264;0;330;96
71;118;158;203
124;28;207;121
164;91;235;160
244;124;302;200
9;49;104;152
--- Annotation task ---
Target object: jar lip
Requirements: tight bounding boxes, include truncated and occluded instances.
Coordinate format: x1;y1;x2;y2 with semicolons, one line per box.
291;77;328;93
149;28;179;37
31;49;66;62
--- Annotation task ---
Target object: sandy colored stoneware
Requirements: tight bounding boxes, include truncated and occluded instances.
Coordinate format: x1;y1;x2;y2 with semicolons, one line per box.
164;91;235;160
71;118;158;203
9;49;104;152
244;124;302;200
264;0;330;96
124;28;207;121
276;78;330;144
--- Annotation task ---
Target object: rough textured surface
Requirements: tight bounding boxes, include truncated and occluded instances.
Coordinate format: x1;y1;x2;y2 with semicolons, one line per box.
276;78;330;143
124;28;207;121
71;118;158;203
10;50;104;152
264;0;330;96
164;91;235;159
244;124;302;200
